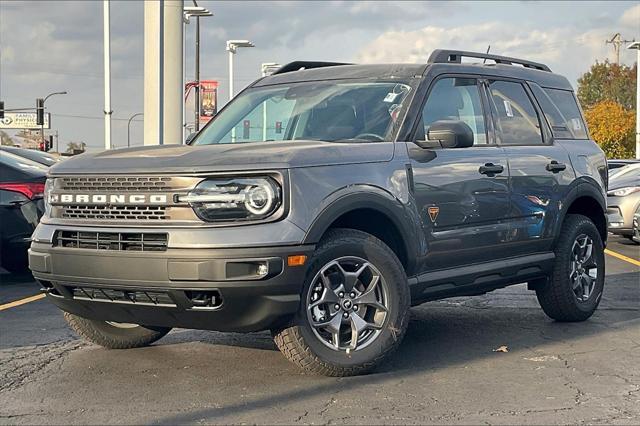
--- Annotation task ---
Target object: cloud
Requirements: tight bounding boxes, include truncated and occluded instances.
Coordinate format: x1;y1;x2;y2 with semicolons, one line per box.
620;4;640;28
355;3;640;86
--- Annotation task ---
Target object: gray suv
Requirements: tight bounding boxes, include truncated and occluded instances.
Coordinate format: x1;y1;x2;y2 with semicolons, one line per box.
29;50;608;376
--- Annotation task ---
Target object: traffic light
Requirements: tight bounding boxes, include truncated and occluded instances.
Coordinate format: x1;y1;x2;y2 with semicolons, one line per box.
36;98;44;126
0;101;4;119
47;135;54;152
38;141;45;151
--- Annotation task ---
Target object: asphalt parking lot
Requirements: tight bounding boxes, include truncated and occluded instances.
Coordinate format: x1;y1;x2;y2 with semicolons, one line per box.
1;236;638;425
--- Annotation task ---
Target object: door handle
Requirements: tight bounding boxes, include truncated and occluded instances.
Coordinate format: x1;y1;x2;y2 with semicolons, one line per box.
479;163;504;175
546;160;567;173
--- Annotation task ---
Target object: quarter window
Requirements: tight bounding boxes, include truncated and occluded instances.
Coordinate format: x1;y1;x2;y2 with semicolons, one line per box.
543;88;588;140
488;80;543;145
419;77;487;145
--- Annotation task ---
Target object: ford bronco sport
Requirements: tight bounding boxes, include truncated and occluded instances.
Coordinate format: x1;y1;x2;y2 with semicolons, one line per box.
29;50;608;376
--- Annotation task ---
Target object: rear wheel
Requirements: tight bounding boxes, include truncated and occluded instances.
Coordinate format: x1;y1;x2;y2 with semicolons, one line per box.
63;312;171;349
273;229;410;376
536;214;605;322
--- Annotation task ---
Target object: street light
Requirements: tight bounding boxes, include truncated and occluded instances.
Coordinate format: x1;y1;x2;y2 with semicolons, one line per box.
42;91;67;151
226;40;254;101
627;41;640;159
127;113;143;148
261;63;280;141
184;5;213;134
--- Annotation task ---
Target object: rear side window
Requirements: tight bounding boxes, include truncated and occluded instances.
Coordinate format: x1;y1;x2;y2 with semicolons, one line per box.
529;84;588;140
488;80;543;145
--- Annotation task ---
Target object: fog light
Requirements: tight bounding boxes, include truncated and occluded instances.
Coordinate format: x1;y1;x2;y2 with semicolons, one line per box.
257;263;269;276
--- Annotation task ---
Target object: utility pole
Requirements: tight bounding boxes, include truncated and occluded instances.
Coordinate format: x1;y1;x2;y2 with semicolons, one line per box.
606;33;634;65
103;0;112;150
628;42;640;159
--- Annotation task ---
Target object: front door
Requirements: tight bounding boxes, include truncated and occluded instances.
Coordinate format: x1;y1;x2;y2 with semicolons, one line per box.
408;76;511;270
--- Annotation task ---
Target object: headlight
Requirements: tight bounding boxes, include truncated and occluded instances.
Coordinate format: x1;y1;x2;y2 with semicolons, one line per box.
44;178;55;217
607;187;640;197
180;177;282;222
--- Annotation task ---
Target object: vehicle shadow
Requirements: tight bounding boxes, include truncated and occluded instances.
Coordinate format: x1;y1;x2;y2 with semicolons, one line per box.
149;273;639;424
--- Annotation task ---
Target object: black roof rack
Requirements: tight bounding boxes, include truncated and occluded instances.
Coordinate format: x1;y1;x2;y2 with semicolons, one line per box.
272;61;352;75
427;49;551;72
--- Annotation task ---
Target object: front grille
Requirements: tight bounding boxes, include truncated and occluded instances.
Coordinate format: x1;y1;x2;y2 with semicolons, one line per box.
60;176;172;192
60;205;168;221
67;286;176;307
55;230;168;251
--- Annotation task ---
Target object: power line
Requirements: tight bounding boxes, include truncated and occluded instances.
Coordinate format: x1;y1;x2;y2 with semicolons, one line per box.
52;113;142;122
606;33;635;65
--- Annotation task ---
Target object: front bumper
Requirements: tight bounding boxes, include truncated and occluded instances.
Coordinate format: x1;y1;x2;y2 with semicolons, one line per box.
607;194;640;236
29;241;314;332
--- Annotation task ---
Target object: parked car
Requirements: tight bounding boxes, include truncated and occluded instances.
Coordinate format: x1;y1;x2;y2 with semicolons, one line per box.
0;151;47;272
0;146;61;167
607;159;639;171
632;209;640;244
30;50;608;376
607;165;640;241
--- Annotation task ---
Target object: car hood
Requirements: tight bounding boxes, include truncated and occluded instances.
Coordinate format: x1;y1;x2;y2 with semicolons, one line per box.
608;173;640;191
49;141;395;175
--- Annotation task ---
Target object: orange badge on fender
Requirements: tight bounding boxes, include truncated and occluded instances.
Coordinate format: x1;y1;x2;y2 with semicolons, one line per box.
428;206;439;223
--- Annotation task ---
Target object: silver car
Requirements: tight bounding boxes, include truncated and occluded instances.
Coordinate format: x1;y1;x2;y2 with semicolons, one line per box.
607;164;640;241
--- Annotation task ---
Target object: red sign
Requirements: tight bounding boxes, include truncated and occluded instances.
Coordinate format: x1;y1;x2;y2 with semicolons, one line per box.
199;80;219;122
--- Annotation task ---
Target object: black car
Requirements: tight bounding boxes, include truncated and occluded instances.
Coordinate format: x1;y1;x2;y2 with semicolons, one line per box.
0;146;61;167
0;151;47;272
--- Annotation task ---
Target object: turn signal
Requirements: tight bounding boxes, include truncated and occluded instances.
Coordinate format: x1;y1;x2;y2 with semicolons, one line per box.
287;255;307;267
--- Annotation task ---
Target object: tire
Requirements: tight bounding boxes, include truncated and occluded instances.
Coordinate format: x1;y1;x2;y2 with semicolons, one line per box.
273;228;410;376
63;312;171;349
536;214;605;322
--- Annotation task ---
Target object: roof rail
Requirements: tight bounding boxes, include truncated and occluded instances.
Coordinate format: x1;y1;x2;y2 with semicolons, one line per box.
272;61;352;75
427;49;551;72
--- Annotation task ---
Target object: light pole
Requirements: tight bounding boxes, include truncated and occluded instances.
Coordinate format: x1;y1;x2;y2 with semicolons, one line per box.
183;5;212;134
127;113;143;148
261;63;280;141
103;0;112;150
226;40;254;101
628;41;640;159
41;91;67;151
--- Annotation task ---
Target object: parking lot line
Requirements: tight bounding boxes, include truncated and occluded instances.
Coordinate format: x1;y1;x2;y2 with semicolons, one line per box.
0;293;45;312
604;249;640;267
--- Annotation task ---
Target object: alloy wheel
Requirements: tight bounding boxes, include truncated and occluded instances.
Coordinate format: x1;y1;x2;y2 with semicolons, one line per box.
569;234;598;302
306;256;389;352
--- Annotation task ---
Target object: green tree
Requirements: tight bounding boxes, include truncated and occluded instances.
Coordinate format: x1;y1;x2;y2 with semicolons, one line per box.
66;141;86;154
577;61;637;111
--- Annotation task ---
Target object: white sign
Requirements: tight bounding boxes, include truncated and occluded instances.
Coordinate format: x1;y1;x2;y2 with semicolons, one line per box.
0;112;51;129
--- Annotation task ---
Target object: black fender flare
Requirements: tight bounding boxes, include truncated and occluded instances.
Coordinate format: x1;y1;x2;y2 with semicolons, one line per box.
302;187;420;274
554;177;607;245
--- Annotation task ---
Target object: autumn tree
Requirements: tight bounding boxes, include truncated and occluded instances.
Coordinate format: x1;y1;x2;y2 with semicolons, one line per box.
583;100;635;159
577;61;637;110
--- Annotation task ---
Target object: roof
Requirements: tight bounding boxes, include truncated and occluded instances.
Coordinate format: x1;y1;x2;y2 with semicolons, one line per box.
253;52;573;91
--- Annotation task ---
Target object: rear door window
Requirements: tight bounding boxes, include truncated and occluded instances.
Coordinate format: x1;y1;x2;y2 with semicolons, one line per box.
488;80;543;145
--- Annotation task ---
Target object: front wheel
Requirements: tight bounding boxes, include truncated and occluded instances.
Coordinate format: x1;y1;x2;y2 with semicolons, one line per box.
63;312;171;349
273;229;410;376
536;214;605;322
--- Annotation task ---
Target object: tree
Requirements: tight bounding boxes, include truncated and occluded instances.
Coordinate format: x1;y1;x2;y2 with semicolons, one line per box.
583;100;635;159
0;130;15;146
577;61;637;111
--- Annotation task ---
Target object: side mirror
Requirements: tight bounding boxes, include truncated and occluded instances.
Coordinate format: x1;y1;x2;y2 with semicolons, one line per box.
185;132;197;145
423;120;474;149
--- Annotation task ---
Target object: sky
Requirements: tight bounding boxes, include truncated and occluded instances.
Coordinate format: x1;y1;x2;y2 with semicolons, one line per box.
0;0;638;152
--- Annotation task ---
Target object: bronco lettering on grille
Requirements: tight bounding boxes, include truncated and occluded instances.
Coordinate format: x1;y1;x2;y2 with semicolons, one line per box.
51;194;169;205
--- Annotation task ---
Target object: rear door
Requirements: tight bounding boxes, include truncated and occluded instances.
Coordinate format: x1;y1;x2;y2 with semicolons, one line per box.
408;75;511;270
484;79;575;255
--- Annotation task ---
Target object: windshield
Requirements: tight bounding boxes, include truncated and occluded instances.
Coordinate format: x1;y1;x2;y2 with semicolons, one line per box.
193;80;413;145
